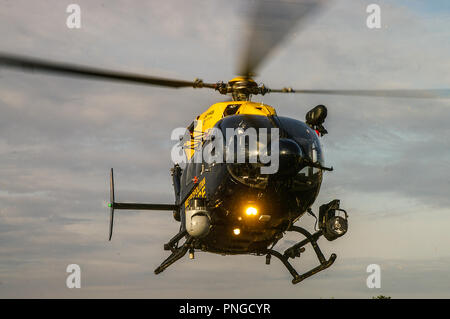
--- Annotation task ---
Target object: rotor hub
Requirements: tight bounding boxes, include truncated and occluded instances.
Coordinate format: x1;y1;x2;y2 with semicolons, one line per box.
214;77;269;101
230;77;257;101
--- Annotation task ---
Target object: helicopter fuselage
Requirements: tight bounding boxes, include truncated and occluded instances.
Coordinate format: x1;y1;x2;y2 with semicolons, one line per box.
107;100;346;283
177;101;324;255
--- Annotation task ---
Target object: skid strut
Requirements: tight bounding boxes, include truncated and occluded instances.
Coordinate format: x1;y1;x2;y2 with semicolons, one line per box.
265;225;336;284
154;236;193;274
163;230;188;252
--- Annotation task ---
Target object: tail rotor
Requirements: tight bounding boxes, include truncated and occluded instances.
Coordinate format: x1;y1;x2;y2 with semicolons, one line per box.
109;168;115;241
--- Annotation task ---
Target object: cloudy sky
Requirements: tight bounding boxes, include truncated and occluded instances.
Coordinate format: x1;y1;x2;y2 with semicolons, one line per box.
0;0;449;298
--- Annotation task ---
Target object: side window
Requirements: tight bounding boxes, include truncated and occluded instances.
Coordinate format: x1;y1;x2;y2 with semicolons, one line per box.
203;133;221;166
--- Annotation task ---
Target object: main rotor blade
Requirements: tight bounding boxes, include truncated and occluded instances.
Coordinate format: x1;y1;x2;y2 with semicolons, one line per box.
0;52;216;89
238;0;325;77
268;88;450;99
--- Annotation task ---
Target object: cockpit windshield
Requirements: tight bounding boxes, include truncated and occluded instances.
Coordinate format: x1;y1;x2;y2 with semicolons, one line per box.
278;116;324;165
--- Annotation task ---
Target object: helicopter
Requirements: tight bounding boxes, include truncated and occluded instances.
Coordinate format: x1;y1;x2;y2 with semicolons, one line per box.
1;0;448;284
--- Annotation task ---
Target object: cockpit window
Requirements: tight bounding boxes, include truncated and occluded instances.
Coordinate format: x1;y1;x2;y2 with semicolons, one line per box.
217;114;274;131
216;114;277;162
278;116;324;165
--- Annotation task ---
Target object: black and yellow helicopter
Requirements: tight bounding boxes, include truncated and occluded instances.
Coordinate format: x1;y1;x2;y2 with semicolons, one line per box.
1;0;448;284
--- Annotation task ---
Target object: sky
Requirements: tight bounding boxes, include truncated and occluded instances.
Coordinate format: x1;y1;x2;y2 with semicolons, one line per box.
0;0;449;298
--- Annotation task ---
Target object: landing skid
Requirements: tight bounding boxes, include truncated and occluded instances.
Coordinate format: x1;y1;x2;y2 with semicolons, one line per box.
264;225;336;284
154;225;337;284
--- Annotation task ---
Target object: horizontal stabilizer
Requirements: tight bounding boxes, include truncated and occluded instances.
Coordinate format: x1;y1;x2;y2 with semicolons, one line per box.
110;202;177;211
